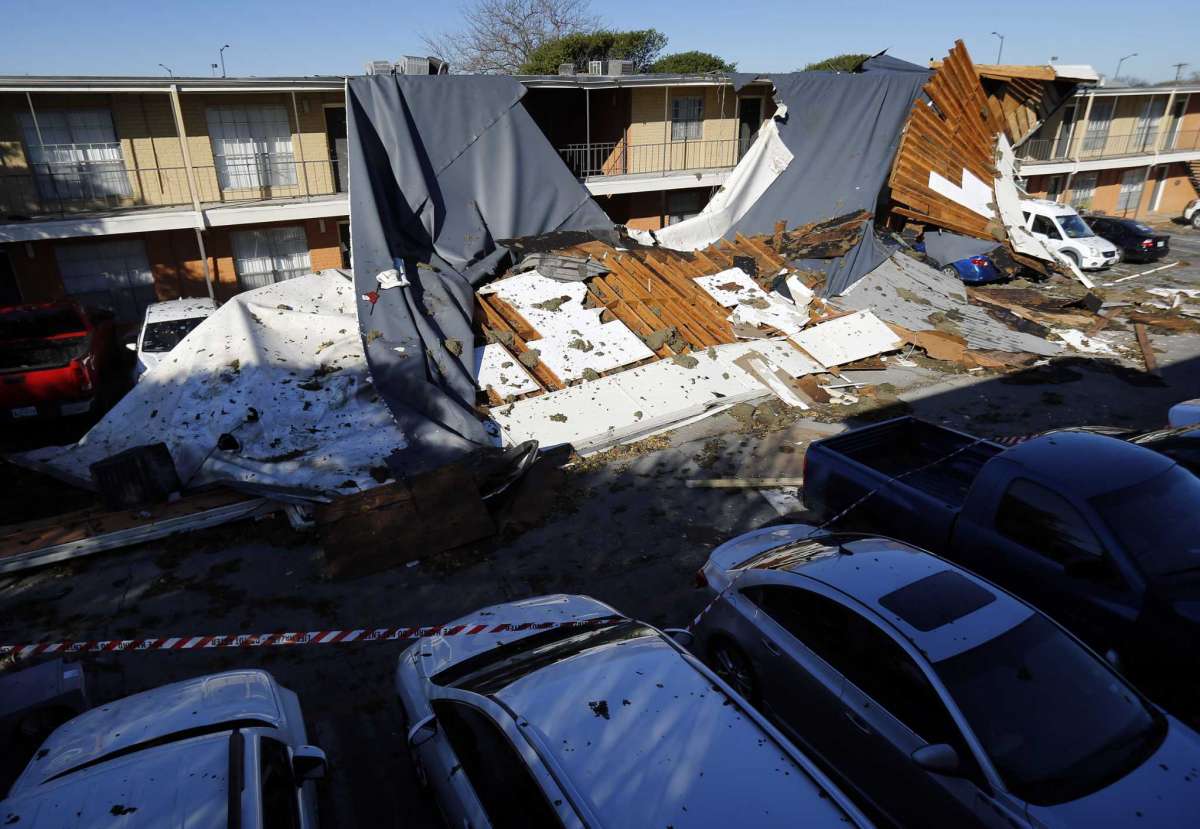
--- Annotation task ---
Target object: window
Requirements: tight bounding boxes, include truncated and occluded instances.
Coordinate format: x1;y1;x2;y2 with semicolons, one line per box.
1091;465;1200;579
1068;171;1097;211
207;106;297;190
55;239;154;323
670;96;704;141
1164;100;1185;149
878;571;996;632
1117;169;1145;213
1052;106;1075;158
749;586;958;744
1131;97;1166;153
431;700;563;828
259;737;301;829
1081;98;1114;153
231;226;312;290
17;109;131;202
1045;175;1065;202
995;479;1104;564
1030;215;1061;239
666;190;704;224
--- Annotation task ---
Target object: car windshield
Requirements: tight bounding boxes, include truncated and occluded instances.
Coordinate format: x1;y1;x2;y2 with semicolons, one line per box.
142;316;207;353
935;614;1161;805
1091;465;1200;578
0;307;85;340
1058;214;1095;239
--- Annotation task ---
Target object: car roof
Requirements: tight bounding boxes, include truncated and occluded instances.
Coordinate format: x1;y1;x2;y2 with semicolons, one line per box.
0;730;234;827
494;628;858;827
1020;198;1076;215
1000;430;1176;497
776;537;1033;662
11;670;284;793
144;298;217;322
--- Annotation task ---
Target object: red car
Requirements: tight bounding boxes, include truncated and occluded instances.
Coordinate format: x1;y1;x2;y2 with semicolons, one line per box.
0;301;121;421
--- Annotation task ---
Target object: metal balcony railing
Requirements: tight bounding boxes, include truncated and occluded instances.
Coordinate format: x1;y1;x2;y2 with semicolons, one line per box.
0;156;348;220
1019;129;1200;163
558;138;740;179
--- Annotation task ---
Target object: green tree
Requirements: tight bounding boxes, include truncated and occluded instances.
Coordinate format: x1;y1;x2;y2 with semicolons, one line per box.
650;51;736;74
803;53;871;73
520;29;668;74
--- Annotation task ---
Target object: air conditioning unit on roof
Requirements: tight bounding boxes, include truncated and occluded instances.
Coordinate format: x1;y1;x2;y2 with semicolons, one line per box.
400;56;449;75
607;60;634;76
558;63;576;76
365;60;395;75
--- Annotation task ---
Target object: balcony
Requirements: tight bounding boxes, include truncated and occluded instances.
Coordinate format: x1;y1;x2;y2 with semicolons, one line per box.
558;138;740;180
0;155;347;222
1020;128;1200;164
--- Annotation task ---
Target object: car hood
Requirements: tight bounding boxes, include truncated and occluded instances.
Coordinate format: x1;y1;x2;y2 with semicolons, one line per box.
1081;236;1119;255
420;594;621;678
10;670;284;793
1027;718;1200;827
703;524;820;591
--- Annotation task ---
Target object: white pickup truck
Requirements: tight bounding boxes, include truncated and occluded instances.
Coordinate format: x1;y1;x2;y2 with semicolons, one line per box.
0;670;327;828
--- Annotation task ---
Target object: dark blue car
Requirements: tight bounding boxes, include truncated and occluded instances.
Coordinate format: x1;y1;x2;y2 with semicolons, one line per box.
913;242;1005;284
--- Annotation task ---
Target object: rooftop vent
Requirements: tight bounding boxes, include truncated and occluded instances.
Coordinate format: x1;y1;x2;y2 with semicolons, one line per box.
365;60;395;75
588;59;605;76
607;60;634;76
558;63;576;76
399;55;449;75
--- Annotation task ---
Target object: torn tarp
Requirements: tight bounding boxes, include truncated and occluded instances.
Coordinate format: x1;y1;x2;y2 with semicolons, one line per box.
922;229;1001;267
346;74;613;472
728;63;929;295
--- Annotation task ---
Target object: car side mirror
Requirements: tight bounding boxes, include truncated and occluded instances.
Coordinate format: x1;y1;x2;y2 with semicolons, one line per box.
292;745;327;780
911;743;961;776
408;714;437;748
662;628;694;648
125;341;137;352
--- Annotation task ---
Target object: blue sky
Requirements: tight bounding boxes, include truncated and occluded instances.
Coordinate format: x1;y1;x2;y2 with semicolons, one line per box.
2;0;1194;82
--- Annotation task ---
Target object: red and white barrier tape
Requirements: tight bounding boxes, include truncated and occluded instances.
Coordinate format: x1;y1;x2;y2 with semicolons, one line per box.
2;617;619;661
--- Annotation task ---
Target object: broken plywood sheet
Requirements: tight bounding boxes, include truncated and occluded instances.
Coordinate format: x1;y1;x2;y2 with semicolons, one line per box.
534;321;655;381
490;340;823;452
839;253;1062;357
475;343;540;399
791;310;905;368
694;267;809;336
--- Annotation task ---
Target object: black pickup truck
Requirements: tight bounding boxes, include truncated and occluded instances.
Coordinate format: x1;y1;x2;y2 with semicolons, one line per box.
803;417;1200;675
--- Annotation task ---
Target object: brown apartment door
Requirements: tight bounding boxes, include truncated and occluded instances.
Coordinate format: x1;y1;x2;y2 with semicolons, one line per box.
325;106;348;193
738;97;763;159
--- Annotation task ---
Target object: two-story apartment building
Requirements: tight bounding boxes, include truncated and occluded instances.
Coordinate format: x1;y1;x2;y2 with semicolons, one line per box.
0;75;349;318
521;72;775;231
1018;82;1200;220
0;70;770;318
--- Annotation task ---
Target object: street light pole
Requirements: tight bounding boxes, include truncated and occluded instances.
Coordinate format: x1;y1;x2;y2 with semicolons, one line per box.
1114;52;1137;83
219;44;230;78
158;64;174;78
991;32;1004;64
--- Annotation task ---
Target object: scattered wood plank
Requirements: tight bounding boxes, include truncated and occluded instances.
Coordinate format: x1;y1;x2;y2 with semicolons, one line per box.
1134;323;1159;375
685;477;806;489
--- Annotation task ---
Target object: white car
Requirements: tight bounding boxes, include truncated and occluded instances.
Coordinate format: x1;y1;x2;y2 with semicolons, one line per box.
396;594;873;828
1185;199;1200;230
131;297;217;378
1020;199;1120;270
0;670;326;828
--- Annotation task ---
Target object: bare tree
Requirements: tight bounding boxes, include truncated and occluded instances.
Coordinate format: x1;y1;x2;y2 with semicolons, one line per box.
422;0;600;74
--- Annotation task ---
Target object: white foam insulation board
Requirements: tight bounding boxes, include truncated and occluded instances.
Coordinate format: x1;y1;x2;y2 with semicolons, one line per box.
790;310;905;368
489;340;824;452
533;322;654;381
475;343;540;400
693;267;809;336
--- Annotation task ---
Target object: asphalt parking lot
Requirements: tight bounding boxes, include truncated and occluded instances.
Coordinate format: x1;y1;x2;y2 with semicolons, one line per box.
4;223;1200;826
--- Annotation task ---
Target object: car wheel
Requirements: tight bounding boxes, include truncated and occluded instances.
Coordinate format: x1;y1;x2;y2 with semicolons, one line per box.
941;265;960;278
1062;250;1081;268
709;639;759;704
1192;213;1200;230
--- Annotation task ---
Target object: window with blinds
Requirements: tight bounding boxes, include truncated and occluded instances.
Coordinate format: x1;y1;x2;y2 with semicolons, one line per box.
231;226;312;290
55;239;154;322
17;109;132;202
1068;171;1097;211
207;106;297;191
1081;99;1114;153
670;96;704;141
1117;169;1145;213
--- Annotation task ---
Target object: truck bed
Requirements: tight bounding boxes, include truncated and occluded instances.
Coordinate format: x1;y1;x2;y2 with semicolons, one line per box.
816;418;1003;507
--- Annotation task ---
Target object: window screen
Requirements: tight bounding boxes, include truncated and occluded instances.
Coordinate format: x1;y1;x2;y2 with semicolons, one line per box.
17;109;131;202
55;238;154;322
231;226;311;290
995;479;1104;563
670;96;704;141
432;700;563;828
207;106;297;190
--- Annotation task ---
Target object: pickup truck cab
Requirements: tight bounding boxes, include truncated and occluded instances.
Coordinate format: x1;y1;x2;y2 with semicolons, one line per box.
1;670;326;828
0;301;119;420
803;417;1200;677
1020;199;1120;270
